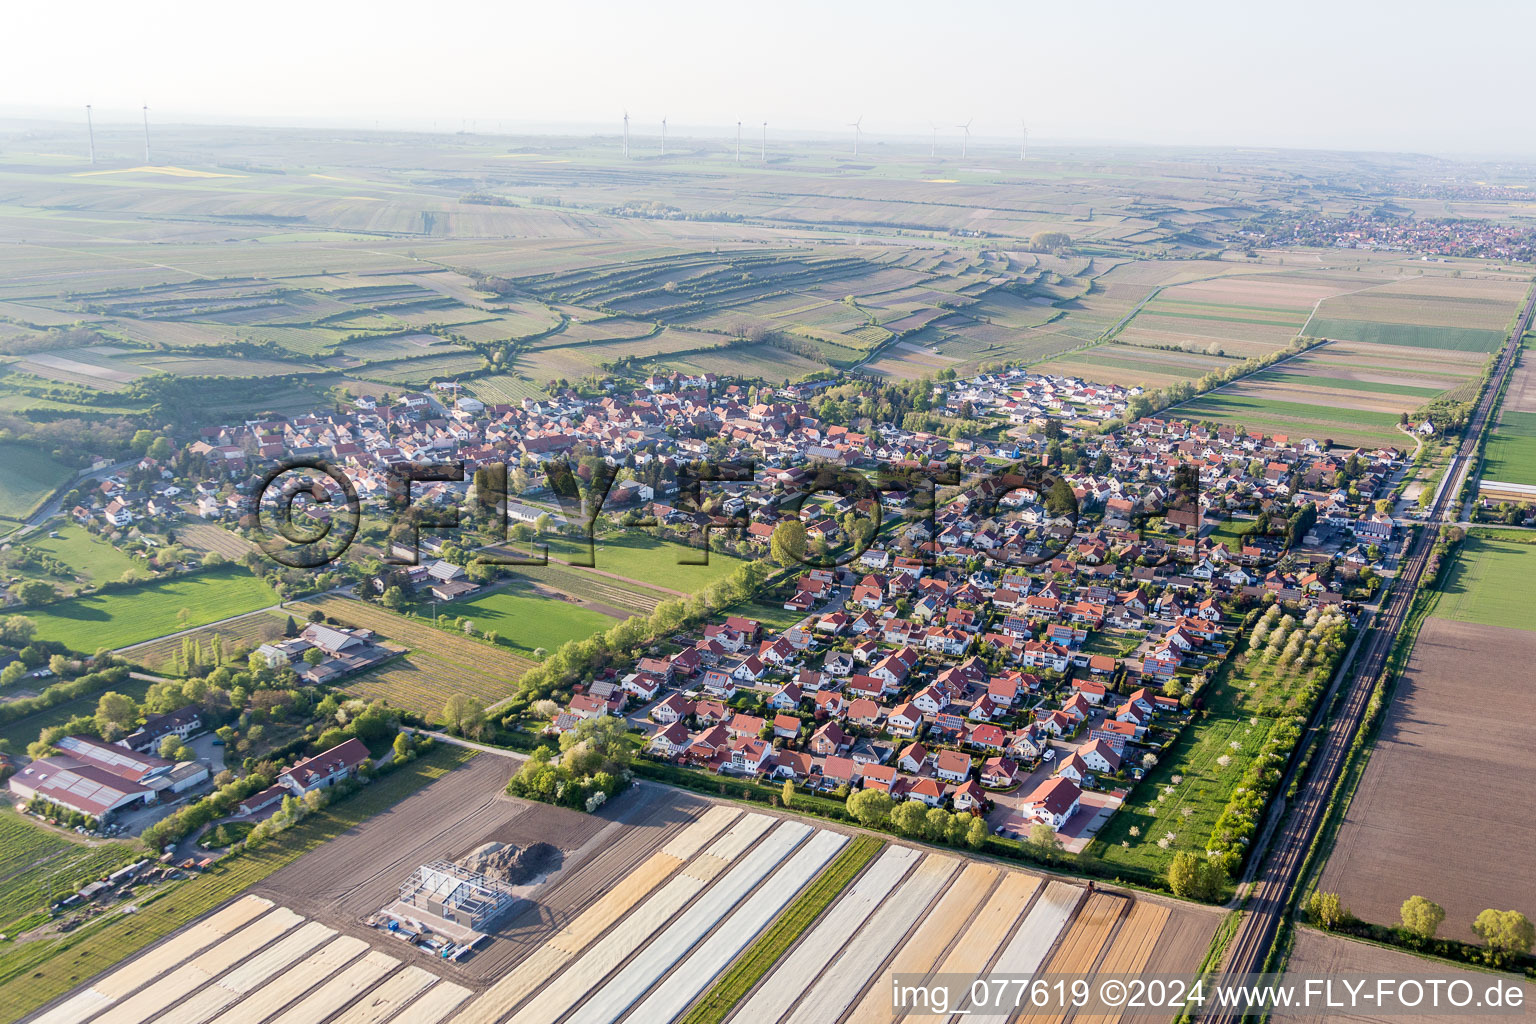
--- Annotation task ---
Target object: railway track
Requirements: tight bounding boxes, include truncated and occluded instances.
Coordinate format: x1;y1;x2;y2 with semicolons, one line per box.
1201;283;1536;1021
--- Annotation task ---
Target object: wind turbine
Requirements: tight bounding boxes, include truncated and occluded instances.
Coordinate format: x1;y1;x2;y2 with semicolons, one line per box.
957;118;972;159
735;120;742;163
142;104;151;163
660;115;667;156
622;110;630;158
848;115;863;157
760;121;767;162
929;122;938;158
1020;121;1028;161
85;104;95;165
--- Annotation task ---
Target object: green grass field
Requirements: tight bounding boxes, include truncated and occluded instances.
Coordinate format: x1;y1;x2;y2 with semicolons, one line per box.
1307;318;1505;353
22;524;141;584
430;584;622;653
0;444;72;521
26;567;278;652
1174;393;1403;445
539;532;746;595
1479;410;1536;487
0;745;475;1024
1427;535;1536;632
1206;518;1255;552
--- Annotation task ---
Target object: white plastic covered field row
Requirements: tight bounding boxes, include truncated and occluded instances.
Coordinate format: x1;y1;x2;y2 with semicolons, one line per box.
25;892;473;1024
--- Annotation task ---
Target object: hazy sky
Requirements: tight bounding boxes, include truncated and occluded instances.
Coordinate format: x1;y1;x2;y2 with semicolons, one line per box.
8;0;1536;155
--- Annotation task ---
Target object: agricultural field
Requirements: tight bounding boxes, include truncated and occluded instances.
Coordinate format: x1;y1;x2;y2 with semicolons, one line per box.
1173;391;1406;447
120;609;291;674
175;522;257;561
1037;342;1240;390
1321;617;1536;942
0;810;137;935
1425;533;1536;631
25;567;279;652
33;756;1218;1024
536;532;748;596
427;583;623;654
1322;534;1536;941
1305;273;1528;353
0;442;72;521
286;594;535;718
1275;928;1536;1024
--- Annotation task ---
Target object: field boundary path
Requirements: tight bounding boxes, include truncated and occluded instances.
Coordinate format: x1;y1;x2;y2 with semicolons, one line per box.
1202;268;1536;1022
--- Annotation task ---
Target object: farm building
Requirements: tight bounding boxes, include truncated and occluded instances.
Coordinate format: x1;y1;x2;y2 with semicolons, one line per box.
398;860;517;930
277;737;370;795
6;734;207;821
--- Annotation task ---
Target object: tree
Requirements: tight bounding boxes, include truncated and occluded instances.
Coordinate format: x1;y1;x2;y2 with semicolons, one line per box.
15;580;55;606
1399;896;1446;941
1306;890;1349;931
442;693;485;737
781;779;795;808
770;520;807;568
1472;909;1535;958
94;691;137;736
393;732;413;762
302;647;325;666
924;807;952;841
965;815;988;849
1027;822;1062;855
1030;230;1072;253
890;799;930;837
1;661;25;687
159;734;187;760
0;615;36;646
1168;852;1226;902
846;788;893;828
49;653;71;677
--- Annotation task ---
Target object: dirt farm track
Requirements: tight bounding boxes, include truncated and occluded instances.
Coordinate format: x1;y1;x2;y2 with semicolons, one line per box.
1319;617;1536;941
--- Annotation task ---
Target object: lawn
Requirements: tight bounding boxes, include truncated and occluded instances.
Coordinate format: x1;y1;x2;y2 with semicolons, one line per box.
1206;518;1254;553
1478;410;1536;487
1084;678;1278;884
0;443;71;521
540;532;747;595
1426;534;1536;633
22;524;141;585
1083;625;1329;882
427;584;622;653
0;744;475;1024
1306;318;1505;353
26;567;278;652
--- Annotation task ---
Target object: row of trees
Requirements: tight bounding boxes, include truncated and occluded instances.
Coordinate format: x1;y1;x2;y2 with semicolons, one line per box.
1309;891;1535;969
845;789;989;849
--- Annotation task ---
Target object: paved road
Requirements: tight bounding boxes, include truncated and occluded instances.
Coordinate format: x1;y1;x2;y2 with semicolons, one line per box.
1202;275;1536;1020
1;458;137;543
